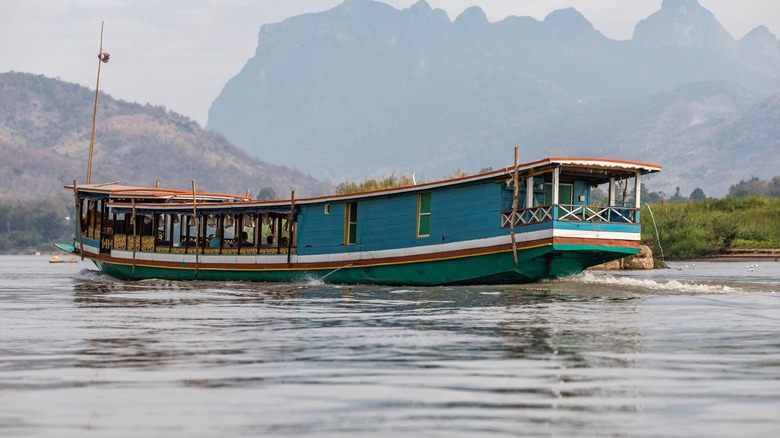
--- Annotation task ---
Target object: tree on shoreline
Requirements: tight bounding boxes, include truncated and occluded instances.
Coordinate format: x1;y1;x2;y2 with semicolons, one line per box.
689;188;707;202
0;196;73;253
729;176;780;198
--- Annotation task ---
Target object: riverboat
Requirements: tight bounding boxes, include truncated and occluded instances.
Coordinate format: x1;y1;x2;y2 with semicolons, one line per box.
55;157;661;285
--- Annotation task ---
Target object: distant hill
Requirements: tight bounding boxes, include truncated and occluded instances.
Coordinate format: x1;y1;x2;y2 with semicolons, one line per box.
207;0;780;196
0;72;327;199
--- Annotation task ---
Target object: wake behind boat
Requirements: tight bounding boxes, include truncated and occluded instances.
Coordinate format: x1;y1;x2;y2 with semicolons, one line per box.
56;157;661;285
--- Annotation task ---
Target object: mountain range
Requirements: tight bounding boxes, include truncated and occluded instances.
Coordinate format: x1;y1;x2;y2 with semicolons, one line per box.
0;72;324;199
207;0;780;196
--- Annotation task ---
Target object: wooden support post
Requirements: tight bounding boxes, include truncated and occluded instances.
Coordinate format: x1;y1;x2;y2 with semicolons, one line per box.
131;199;137;277
192;181;199;277
236;213;243;251
167;214;173;251
217;215;224;254
620;179;629;206
72;180;85;260
634;172;641;209
287;191;295;267
510;148;519;265
609;177;616;207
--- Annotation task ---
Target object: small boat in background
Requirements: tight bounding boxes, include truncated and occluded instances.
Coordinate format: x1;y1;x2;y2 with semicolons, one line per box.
50;255;78;263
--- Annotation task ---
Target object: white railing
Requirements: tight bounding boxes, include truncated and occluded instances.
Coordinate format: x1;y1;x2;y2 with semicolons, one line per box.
501;206;552;227
501;205;638;227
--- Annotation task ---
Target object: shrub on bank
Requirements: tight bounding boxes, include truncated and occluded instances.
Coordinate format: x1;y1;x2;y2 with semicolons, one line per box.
641;196;780;259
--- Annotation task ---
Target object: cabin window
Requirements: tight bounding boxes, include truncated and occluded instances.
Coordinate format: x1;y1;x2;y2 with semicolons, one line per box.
114;213;127;234
417;192;432;238
544;183;573;205
324;204;331;215
345;202;357;245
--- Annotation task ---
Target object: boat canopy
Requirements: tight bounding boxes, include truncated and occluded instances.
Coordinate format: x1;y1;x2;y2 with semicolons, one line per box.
107;202;295;216
507;157;662;185
65;182;250;203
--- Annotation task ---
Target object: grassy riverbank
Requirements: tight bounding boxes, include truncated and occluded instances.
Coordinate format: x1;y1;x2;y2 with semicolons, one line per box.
641;196;780;259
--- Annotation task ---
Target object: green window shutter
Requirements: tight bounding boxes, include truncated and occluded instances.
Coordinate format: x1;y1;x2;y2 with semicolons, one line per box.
348;223;357;244
417;193;431;237
418;214;431;237
345;203;357;245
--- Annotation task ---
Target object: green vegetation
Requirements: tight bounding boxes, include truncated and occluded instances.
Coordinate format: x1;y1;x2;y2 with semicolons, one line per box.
728;176;780;198
641;196;780;259
0;196;74;253
337;173;417;194
336;169;469;195
640;175;780;259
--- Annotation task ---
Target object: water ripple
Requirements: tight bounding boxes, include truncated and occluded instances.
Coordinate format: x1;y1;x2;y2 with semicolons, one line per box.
1;256;779;436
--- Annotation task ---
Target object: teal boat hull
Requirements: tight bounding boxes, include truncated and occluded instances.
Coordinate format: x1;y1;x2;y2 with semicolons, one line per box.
68;242;636;286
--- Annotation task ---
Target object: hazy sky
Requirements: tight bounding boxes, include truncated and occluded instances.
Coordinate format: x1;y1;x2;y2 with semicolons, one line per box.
1;0;778;125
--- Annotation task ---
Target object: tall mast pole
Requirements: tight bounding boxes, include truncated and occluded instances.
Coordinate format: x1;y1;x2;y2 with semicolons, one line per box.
86;21;105;185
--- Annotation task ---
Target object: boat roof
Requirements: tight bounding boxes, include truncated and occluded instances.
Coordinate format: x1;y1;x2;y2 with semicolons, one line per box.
64;182;251;202
69;157;661;209
510;157;662;183
296;157;662;202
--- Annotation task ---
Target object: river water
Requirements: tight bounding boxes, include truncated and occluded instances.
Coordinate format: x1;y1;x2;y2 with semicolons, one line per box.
1;255;779;437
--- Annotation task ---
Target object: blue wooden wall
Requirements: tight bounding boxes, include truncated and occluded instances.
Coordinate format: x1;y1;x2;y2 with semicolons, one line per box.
296;179;508;255
295;177;597;256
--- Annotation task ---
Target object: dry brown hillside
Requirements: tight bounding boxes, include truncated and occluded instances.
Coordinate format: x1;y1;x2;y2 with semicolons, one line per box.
0;71;328;199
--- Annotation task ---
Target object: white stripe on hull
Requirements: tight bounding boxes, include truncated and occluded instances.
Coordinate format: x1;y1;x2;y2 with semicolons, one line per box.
81;227;639;267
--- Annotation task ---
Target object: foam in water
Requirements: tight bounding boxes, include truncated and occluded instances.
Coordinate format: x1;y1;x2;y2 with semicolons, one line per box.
575;271;741;294
74;268;112;282
304;276;326;286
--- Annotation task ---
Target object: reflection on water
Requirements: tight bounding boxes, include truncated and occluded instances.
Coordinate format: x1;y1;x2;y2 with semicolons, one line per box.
1;256;779;437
